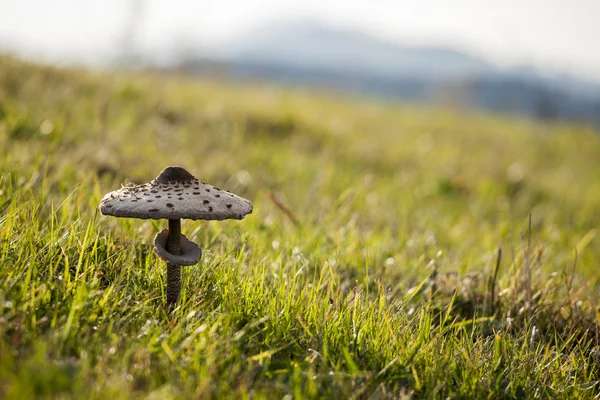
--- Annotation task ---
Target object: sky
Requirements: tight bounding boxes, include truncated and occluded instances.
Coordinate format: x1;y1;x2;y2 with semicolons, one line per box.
1;0;599;81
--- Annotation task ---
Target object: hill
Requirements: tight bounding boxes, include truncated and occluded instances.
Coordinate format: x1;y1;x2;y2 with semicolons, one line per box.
218;20;490;80
178;20;600;126
1;56;600;398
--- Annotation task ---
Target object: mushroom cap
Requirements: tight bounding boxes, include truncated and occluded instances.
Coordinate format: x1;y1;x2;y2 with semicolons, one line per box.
99;166;253;220
153;229;202;266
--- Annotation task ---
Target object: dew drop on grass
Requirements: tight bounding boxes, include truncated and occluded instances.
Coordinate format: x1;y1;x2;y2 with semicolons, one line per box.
507;162;524;182
264;216;274;226
406;286;417;296
39;119;54;135
236;170;252;185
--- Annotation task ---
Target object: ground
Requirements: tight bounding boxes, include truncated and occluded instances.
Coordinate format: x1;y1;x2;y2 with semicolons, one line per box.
1;56;600;398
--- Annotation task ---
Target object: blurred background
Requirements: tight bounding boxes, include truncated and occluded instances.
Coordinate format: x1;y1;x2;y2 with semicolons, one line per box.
2;0;600;126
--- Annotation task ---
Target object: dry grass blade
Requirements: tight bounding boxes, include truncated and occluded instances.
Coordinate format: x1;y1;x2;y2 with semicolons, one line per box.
268;191;299;226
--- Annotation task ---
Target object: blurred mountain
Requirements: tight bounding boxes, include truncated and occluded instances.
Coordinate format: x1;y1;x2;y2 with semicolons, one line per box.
218;20;491;81
176;20;600;125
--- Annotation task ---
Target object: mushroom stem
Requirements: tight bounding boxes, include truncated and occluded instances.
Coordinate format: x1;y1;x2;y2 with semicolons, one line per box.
166;262;181;307
166;219;182;307
166;219;182;255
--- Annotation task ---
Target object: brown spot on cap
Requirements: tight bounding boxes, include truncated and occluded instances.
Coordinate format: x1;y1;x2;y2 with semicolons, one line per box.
154;166;195;184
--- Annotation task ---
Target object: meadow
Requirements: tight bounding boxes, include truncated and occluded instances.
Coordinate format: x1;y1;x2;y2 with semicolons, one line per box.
1;55;600;398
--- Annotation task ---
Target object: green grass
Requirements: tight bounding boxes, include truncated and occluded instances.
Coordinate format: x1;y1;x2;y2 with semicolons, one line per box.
1;55;600;398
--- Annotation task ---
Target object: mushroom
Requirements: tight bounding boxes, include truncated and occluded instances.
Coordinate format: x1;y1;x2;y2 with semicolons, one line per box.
99;166;253;307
